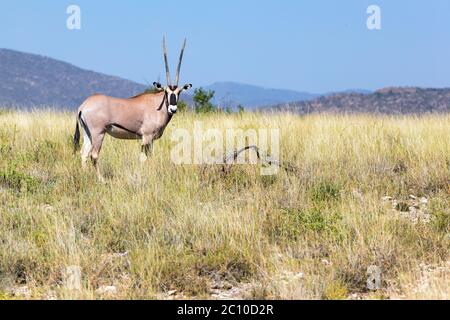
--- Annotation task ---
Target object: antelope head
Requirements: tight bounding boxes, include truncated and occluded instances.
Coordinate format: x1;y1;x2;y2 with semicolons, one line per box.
154;37;192;115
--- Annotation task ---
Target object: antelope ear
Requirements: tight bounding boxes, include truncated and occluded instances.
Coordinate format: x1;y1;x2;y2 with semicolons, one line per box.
153;82;163;89
183;84;193;91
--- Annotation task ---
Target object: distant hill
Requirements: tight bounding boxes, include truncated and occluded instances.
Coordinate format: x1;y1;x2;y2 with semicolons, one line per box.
326;88;372;95
2;49;449;114
0;49;149;109
266;87;450;114
204;82;319;109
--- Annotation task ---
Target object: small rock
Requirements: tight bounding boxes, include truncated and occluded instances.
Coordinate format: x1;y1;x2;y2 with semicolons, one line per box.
45;290;57;300
352;190;363;200
42;204;54;211
210;288;220;293
280;270;304;281
114;252;129;258
64;266;82;290
366;265;382;291
409;195;417;200
96;285;117;296
381;196;393;201
321;259;332;266
420;197;428;204
12;285;32;298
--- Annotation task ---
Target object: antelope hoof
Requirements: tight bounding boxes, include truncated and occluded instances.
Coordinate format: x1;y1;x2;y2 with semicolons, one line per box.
139;153;148;163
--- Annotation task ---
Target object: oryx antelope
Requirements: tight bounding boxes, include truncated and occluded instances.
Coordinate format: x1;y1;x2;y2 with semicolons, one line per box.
73;38;192;181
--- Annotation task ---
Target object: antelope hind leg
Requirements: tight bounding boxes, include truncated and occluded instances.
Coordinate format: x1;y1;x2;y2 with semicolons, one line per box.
81;129;92;169
90;133;106;182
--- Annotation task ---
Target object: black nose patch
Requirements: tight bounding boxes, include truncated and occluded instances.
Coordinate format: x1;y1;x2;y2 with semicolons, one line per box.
170;93;177;105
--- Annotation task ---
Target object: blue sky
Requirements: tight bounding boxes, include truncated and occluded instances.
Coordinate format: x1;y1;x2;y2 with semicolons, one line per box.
0;0;449;93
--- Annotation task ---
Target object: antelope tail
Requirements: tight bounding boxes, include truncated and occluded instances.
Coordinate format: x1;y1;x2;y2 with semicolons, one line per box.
73;115;81;153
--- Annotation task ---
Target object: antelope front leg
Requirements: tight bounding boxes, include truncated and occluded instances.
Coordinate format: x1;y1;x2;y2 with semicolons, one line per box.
140;135;154;163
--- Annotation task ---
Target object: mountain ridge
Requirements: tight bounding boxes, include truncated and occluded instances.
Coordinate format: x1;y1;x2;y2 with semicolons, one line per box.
0;49;324;110
265;87;450;114
1;48;449;115
0;48;148;109
203;81;320;109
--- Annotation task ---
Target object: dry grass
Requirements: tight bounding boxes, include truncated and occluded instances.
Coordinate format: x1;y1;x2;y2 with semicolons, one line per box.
0;109;449;300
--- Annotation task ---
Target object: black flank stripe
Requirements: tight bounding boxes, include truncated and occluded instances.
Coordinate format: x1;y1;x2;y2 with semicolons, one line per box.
111;123;142;137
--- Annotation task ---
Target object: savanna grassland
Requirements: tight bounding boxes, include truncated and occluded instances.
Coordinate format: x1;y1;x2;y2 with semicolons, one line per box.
0;110;449;300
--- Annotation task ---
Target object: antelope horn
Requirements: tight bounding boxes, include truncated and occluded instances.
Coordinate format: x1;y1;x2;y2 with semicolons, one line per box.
175;38;187;87
162;36;171;86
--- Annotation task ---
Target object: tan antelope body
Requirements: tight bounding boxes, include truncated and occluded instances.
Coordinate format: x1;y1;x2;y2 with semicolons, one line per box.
73;38;192;181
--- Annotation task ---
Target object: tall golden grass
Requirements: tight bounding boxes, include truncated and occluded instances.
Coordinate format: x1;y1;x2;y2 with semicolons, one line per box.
0;110;448;299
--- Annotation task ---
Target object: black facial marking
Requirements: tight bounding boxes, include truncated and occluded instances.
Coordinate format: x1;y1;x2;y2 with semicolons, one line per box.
169;93;177;105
